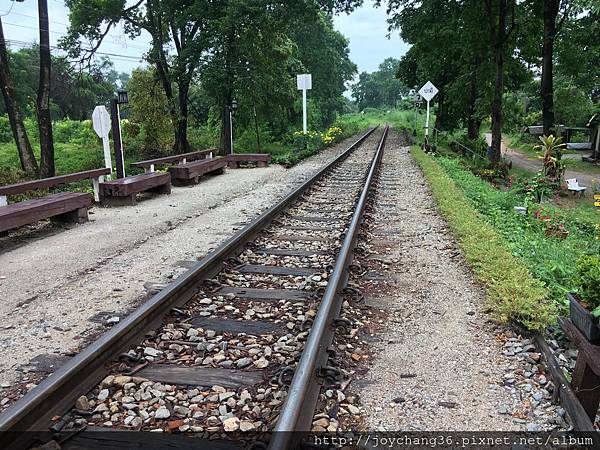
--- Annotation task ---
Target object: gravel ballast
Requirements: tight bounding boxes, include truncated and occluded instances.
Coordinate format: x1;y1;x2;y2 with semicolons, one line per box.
0;138;359;391
355;132;563;431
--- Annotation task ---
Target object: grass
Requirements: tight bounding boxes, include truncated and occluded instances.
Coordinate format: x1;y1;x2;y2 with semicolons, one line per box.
411;146;557;330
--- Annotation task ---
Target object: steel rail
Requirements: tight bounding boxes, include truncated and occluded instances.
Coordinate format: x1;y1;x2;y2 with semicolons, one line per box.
268;126;389;450
0;127;379;450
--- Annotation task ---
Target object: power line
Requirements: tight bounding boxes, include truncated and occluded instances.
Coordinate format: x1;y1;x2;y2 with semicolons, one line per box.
0;0;17;17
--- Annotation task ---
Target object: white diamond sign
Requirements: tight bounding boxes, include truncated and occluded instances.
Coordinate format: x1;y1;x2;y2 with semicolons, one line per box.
418;81;438;102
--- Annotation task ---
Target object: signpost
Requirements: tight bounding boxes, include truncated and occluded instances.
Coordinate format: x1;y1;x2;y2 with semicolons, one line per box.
92;105;113;179
297;74;312;133
418;81;438;138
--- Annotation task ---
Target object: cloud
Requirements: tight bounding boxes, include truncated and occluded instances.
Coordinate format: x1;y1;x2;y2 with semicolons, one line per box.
333;1;409;74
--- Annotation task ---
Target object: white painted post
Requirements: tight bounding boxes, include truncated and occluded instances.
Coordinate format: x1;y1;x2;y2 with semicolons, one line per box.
302;88;307;133
92;177;100;202
0;195;7;207
182;158;186;165
92;105;113;180
116;104;125;176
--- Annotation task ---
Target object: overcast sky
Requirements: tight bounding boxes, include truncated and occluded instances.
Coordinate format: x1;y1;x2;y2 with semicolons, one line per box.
1;0;407;75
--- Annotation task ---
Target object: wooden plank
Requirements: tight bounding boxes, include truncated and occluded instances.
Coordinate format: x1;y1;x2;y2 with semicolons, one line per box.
270;234;332;242
217;286;310;301
130;149;217;168
559;318;600;375
137;365;263;389
63;432;243;450
169;157;228;180
0;192;91;232
253;248;328;257
0;168;110;196
190;317;285;335
99;172;171;197
237;264;317;276
286;215;341;223
280;225;335;232
534;334;597;432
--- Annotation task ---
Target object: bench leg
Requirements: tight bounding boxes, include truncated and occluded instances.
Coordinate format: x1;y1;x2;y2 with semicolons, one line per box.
572;354;600;421
101;194;137;207
257;161;268;168
148;183;172;195
51;207;89;224
172;177;198;187
227;161;239;169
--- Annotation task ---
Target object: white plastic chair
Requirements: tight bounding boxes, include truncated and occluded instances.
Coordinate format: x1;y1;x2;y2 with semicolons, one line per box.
566;178;587;195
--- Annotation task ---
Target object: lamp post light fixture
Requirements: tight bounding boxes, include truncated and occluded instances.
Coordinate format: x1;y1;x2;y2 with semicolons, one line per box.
116;88;129;105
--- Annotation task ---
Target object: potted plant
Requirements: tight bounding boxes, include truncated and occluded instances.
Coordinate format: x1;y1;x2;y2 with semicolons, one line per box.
568;255;600;343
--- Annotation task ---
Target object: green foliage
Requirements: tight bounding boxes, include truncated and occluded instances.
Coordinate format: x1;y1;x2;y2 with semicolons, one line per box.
535;135;566;181
576;255;600;315
126;68;174;154
554;79;595;126
433;155;600;313
53;119;98;146
412;147;555;330
351;58;406;110
0;116;12;143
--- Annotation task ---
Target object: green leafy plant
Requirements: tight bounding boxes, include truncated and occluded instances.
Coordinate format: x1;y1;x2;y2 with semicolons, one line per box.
535;135;566;181
575;255;600;317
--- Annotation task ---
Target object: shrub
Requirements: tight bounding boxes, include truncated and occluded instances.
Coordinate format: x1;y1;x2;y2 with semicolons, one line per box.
576;255;600;315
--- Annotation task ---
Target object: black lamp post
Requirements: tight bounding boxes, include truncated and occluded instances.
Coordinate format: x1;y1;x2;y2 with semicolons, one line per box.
111;88;129;178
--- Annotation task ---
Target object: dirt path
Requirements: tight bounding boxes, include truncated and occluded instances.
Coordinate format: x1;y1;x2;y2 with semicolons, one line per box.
0;138;356;389
355;132;559;431
485;133;596;189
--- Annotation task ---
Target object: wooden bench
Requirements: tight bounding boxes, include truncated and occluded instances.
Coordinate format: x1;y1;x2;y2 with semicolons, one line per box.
168;157;228;186
226;153;271;169
99;172;171;206
0;168;110;233
130;149;217;173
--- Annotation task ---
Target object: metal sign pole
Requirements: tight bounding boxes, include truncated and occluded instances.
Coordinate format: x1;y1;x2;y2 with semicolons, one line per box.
425;100;430;138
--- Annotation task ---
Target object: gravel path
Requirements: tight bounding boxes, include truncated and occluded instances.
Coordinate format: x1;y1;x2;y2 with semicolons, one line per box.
0;139;358;389
356;132;521;431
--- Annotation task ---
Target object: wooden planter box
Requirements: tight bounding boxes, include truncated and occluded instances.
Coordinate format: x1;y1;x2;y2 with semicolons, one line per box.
568;292;600;344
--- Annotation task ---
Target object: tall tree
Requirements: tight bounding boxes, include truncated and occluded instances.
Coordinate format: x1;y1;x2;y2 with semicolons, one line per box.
487;0;516;163
62;0;218;153
38;0;55;177
0;14;38;175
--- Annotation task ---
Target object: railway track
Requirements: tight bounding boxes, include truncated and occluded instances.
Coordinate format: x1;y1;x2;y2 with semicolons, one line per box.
0;126;389;450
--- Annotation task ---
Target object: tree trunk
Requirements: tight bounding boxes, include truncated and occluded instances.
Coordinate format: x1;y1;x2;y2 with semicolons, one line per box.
541;0;559;136
0;18;39;175
490;0;508;164
38;0;55;178
467;63;480;140
175;81;190;153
